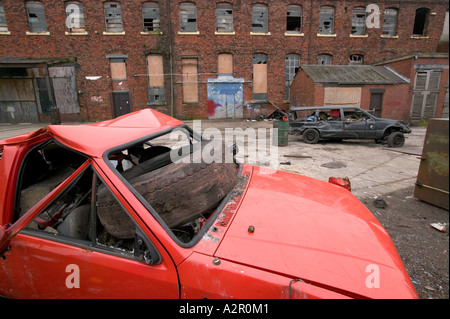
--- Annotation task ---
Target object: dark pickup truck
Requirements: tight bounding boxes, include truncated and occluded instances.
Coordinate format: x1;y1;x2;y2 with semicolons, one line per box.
289;106;412;147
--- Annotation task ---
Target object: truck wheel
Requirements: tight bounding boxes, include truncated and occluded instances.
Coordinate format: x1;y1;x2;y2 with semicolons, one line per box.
303;129;320;144
387;131;405;148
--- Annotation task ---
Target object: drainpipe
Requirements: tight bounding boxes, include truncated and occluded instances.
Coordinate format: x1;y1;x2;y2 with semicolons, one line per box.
167;0;174;117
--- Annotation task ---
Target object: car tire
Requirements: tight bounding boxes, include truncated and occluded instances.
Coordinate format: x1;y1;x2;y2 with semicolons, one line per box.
303;129;320;144
387;131;405;148
97;140;238;238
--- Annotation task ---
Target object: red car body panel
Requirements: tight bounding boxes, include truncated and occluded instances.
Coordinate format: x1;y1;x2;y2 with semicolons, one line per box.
0;109;419;299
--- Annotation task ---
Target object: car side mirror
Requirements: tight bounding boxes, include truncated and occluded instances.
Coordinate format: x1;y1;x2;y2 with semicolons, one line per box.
134;228;161;265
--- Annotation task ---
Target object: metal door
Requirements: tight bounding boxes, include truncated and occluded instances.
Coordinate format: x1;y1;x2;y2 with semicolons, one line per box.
112;91;131;118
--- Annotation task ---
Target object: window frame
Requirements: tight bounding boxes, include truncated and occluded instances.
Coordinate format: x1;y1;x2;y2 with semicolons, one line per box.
286;4;302;34
216;2;233;33
103;1;124;33
318;6;335;35
65;1;86;33
318;54;332;65
349;54;364;65
0;1;9;32
251;3;269;34
142;2;161;33
179;2;197;33
25;1;48;33
412;7;430;36
285;53;300;100
351;6;366;35
382;8;398;36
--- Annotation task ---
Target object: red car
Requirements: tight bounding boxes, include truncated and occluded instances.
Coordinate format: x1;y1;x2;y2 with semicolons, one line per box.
0;109;418;299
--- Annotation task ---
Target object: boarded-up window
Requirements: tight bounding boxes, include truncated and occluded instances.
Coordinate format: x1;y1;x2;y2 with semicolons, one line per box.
285;54;300;100
218;53;233;75
104;2;123;32
349;54;364;65
351;7;366;35
318;54;332;65
180;2;197;32
110;58;127;80
413;8;430;36
252;4;268;33
319;6;334;34
0;1;8;32
324;87;362;106
147;55;165;103
286;5;302;33
142;2;160;32
252;53;267;101
26;1;48;32
65;1;85;32
216;3;233;32
182;58;198;102
382;8;398;36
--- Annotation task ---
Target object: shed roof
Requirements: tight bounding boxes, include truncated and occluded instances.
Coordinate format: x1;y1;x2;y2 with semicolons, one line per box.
300;65;410;85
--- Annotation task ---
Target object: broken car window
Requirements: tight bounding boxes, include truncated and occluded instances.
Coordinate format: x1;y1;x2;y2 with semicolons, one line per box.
107;126;239;245
15;141;87;221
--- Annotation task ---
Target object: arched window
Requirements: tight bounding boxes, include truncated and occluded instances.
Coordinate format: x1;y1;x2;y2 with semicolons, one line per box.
216;3;233;32
413;8;430;36
180;2;197;32
318;54;332;65
252;4;268;33
104;2;123;33
285;54;300;99
65;1;85;32
351;7;366;35
26;1;47;32
319;6;334;34
382;8;398;36
286;5;302;33
252;53;268;101
142;2;160;32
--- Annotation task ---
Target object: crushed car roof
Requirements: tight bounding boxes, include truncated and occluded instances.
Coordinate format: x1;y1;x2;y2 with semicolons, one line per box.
0;109;183;157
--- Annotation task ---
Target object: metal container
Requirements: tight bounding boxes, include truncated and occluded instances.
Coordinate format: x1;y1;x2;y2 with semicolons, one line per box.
273;120;289;147
414;118;449;210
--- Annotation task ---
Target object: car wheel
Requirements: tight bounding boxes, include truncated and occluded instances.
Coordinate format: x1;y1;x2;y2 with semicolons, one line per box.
387;131;405;148
303;129;320;144
97;140;238;238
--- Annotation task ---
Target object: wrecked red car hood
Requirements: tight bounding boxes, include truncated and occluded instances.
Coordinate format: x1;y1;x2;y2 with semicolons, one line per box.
214;166;418;299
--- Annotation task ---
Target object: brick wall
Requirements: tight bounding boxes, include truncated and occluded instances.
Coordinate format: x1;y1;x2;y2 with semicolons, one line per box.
0;0;448;121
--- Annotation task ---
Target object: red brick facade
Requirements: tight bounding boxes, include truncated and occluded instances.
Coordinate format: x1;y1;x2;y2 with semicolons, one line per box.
0;0;448;122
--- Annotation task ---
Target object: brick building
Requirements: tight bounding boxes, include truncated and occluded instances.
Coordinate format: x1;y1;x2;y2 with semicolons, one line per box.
0;0;448;123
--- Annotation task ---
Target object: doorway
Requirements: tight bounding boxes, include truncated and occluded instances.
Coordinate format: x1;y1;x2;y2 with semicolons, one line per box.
112;91;131;118
370;90;384;118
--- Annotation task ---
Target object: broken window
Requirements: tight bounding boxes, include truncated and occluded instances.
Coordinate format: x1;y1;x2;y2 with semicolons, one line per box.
180;2;197;32
26;1;48;32
182;58;198;102
319;6;334;34
216;3;233;32
218;53;233;75
349;54;364;65
318;54;332;65
286;5;302;33
351;7;366;35
14;140;87;221
106;127;238;245
382;8;398;36
252;53;268;101
0;1;8;32
147;55;165;103
65;1;85;33
285;54;300;100
252;4;268;33
104;2;123;33
413;8;430;36
142;2;160;32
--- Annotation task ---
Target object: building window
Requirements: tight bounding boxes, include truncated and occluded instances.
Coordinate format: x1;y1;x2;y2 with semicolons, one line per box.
382;8;398;36
252;53;268;101
182;58;198;103
411;70;442;120
147;55;165;103
216;3;233;33
413;8;430;36
252;4;268;33
351;7;366;35
218;53;233;75
142;2;160;32
318;54;332;65
319;6;334;34
285;54;300;100
180;2;197;32
286;5;302;33
26;1;48;32
0;1;8;32
104;2;123;33
349;54;364;65
65;1;85;33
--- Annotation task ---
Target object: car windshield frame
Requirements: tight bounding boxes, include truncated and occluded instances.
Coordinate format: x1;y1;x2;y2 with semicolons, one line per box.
103;124;242;248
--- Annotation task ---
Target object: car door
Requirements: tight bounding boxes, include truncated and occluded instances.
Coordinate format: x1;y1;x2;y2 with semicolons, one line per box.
0;142;179;298
343;108;371;138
